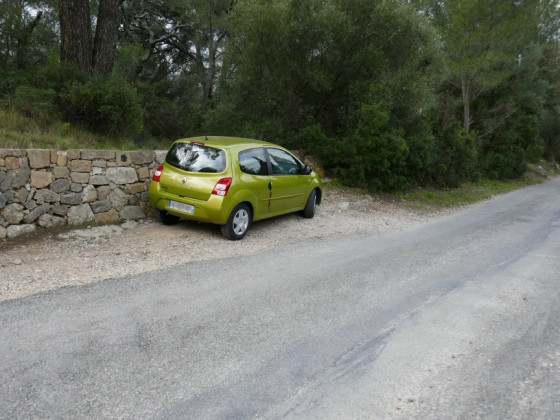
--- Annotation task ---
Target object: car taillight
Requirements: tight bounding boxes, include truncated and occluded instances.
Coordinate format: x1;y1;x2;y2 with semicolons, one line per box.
212;178;232;196
153;165;163;182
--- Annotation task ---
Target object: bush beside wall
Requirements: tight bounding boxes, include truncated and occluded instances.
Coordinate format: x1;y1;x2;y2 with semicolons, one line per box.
0;149;166;239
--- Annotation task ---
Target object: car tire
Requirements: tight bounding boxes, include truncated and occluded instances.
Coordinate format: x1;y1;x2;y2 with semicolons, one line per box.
154;208;180;225
302;190;317;219
221;203;251;240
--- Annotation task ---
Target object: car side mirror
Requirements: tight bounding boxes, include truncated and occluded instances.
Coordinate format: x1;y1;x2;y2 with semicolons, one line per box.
303;165;313;175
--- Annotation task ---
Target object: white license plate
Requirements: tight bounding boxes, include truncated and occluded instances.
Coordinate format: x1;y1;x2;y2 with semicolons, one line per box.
168;200;195;214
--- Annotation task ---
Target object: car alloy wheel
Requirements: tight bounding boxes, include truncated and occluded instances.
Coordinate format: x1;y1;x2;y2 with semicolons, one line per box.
232;208;249;235
221;203;251;240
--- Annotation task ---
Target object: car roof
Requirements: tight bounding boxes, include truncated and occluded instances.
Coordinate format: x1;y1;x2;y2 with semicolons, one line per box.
173;136;277;150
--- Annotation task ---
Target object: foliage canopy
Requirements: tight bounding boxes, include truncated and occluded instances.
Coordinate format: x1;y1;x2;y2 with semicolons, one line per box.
1;0;559;190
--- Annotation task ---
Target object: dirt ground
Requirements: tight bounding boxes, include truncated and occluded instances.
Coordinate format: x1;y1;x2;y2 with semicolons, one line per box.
0;187;457;302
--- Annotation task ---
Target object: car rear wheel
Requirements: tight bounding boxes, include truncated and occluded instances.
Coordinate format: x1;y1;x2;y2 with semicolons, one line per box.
221;204;251;240
302;190;317;218
154;208;180;225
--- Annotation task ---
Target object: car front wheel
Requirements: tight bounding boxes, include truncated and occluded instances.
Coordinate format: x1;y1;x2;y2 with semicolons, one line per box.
221;203;251;240
302;190;317;218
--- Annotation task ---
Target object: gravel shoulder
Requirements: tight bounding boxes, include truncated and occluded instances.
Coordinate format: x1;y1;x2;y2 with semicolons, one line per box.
0;187;460;302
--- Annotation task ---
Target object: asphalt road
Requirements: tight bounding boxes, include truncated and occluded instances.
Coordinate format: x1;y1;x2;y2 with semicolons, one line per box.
1;178;559;419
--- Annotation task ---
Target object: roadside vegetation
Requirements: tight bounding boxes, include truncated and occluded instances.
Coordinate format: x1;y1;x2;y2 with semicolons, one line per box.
397;170;556;211
1;0;559;197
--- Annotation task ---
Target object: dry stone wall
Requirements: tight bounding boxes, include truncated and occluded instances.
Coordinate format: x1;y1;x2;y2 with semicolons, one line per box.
0;149;166;239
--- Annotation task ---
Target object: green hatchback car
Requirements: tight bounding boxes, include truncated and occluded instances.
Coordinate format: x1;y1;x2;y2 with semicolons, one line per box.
149;136;323;240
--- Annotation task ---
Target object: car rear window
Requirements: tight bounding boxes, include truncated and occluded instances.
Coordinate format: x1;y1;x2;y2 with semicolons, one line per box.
166;142;226;173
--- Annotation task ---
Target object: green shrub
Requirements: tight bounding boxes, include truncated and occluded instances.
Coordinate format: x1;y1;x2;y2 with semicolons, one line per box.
404;125;436;186
433;122;479;187
317;104;411;191
138;81;198;140
8;85;59;123
480;147;527;179
480;112;541;179
0;71;28;97
97;77;143;136
59;75;143;137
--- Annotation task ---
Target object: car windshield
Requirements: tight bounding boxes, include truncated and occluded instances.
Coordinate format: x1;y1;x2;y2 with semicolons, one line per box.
166;142;226;173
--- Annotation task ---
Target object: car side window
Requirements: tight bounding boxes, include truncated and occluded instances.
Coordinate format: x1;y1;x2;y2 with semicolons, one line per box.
266;148;302;175
239;148;269;176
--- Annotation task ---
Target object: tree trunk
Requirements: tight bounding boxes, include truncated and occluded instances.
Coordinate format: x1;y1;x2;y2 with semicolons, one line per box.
59;0;93;73
92;0;121;76
462;79;471;134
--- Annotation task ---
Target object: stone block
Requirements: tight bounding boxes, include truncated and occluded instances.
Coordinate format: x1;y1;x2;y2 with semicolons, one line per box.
92;167;103;175
0;225;6;239
70;172;89;184
24;200;36;210
69;160;92;173
96;186;112;200
106;167;138;185
119;205;146;220
37;213;65;228
53;166;70;179
125;182;145;195
82;185;97;203
91;200;112;214
60;193;82;205
81;150;115;160
15;188;29;203
0;149;26;158
108;188;128;211
3;190;14;203
116;152;132;166
0;158;4;167
67;150;81;160
67;204;94;225
30;171;53;188
137;166;150;180
94;210;120;224
12;166;31;189
0;192;7;209
140;192;150;202
57;151;68;167
155;150;167;165
7;224;36;238
50;178;71;193
5;157;20;170
0;171;14;192
92;160;107;168
28;150;52;169
71;183;83;193
51;205;69;216
1;203;24;224
50;149;57;164
23;203;51;224
89;175;109;185
130;151;155;165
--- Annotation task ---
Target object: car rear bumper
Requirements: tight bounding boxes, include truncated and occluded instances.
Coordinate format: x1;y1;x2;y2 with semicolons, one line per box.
149;182;230;225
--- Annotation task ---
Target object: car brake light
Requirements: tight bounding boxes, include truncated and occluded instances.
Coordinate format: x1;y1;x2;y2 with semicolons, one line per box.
153;165;163;182
212;178;232;196
190;141;205;146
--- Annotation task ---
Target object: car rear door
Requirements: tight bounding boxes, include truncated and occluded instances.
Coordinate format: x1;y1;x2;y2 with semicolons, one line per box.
237;148;271;218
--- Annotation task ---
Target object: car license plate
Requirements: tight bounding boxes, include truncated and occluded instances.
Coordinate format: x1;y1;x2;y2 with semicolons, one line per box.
168;200;195;214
